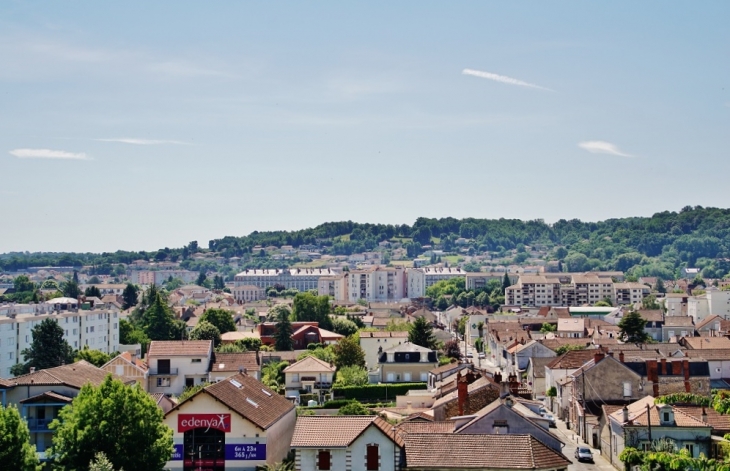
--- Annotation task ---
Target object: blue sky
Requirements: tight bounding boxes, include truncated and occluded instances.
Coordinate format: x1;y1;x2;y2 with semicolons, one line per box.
1;2;728;253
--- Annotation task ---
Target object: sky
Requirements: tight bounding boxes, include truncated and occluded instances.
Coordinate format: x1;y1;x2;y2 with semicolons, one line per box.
1;2;728;253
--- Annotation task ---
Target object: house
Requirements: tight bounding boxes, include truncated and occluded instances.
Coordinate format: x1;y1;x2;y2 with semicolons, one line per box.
377;342;438;384
681;336;730;350
671;349;730;383
164;373;296;471
544;348;604;415
623;358;711;396
557;317;586;338
431;372;501;421
662;316;695;342
209;352;262;382
258;322;343;348
150;392;177;414
427;361;472;389
146;340;213;396
283;356;336;399
507;339;556;372
695;314;730;337
231;285;266;303
682;267;701;279
291;416;404;471
454;395;564;452
0;361;131;460
605;396;712;468
402;434;570;471
102;351;149;389
527;356;554;400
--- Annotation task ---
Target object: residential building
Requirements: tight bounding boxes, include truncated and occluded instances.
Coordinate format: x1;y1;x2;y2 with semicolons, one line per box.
406;268;466;298
164;373;296;471
291;416;404;471
507;340;556;372
688;288;730;324
346;266;407;302
102;351;148;388
402;434;570;471
557;317;586;338
233;268;335;291
231;285;266;303
665;293;689;317
283;356;336;400
258;322;343;349
464;273;515;291
317;275;348;301
605;396;712;468
662;316;695;341
613;282;651;305
130;270;197;286
209;352;261;382
146;340;213;396
527;357;554;400
377;342;437;384
431;372;501;421
360;331;409;371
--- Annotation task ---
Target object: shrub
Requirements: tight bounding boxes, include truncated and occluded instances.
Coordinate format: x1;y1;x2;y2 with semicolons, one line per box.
332;383;427;401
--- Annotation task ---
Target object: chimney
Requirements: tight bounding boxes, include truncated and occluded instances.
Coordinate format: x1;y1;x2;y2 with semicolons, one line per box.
494;371;502;384
457;372;469;416
622;405;629;423
30;367;36;374
607;351;614;358
594;351;605;364
702;407;708;423
672;360;683;376
683;359;691;392
619;351;625;363
647;360;659;396
660;358;667;375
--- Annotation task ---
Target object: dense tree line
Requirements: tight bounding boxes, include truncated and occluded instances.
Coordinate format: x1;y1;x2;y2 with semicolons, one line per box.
5;207;730;279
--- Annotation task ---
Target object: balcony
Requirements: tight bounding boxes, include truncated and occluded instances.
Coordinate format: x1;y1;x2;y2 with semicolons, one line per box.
149;368;179;376
26;418;52;431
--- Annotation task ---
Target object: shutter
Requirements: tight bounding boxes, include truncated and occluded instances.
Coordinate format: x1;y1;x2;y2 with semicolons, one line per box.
367;444;379;470
318;450;331;470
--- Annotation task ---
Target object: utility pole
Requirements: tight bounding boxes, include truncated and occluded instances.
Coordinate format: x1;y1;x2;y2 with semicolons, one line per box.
647;403;652;444
582;370;587;443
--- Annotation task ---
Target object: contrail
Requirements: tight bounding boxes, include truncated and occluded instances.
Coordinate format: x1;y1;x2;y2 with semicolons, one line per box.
578;141;633;158
462;68;554;92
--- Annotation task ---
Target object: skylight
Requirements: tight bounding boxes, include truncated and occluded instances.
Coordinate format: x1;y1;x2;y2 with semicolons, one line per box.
246;397;259;408
229;379;242;388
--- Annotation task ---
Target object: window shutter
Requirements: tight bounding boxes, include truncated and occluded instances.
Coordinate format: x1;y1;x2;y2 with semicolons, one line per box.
366;444;379;470
318;450;331;470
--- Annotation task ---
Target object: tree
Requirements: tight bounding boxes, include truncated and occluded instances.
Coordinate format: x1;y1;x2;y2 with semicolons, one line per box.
199;308;237;334
213;275;225;290
618;311;650;344
554;344;586;356
333;365;368;387
89;452;119;471
84;286;102;298
655;278;666;294
189;321;221;346
337;401;374;416
436;296;449;311
13;275;36;293
642;294;661;310
61;279;80;299
196;271;207;286
119;318;149;347
74;346;111;367
121;283;139;310
0;404;40;471
333;336;365;368
408;316;436;350
274;307;294;351
331;317;358;337
443;339;461;359
142;293;178;341
292;292;333;331
50;376;173;471
502;273;512;293
13;318;74;375
540;323;557;333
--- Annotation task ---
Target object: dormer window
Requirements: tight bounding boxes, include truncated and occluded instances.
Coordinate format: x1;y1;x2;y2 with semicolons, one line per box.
658;405;674;425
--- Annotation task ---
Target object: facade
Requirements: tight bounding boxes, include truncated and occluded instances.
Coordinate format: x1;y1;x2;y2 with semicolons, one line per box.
209;352;262;382
291;416;403;471
505;274;649;307
231;285;267;303
283;356;336;399
346;267;407;303
0;300;121;377
613;282;651;305
377;343;437;384
360;331;409;371
131;270;198;286
102;351;148;388
233;269;335;291
465;273;516;291
164;373;296;471
688;288;730;324
146;340;213;396
406;268;466;298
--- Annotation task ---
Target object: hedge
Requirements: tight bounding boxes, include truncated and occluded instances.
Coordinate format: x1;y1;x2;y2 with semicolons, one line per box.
323;399;356;409
333;383;427;400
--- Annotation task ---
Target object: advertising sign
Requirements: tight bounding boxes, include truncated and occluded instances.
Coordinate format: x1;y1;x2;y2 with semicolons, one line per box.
171;444;183;461
177;414;232;433
225;444;267;461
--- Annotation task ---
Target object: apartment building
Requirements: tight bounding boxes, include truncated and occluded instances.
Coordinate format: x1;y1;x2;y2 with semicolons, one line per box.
233;268;335;291
687;288;730;324
317;275;348;301
406;267;466;298
0;300;121;377
465;273;517;291
130;270;197;286
231;285;266;303
347;266;406;302
613;282;651;305
505;273;648;307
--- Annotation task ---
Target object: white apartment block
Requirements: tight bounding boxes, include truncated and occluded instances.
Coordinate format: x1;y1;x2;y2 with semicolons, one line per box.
347;267;406;302
231;285;266;303
0;301;121;378
406;267;466;298
129;270;197;286
505;274;648;307
233;268;335;291
318;276;348;302
688;288;730;323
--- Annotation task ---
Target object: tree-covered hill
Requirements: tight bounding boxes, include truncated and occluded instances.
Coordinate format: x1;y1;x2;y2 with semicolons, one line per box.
2;206;730;279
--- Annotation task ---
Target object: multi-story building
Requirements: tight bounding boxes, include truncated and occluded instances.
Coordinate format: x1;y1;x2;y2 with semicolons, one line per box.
130;270;198;286
347;266;406;302
687;288;730;323
406;267;466;298
233;268;335;291
317;275;348;301
465;273;517;291
0;299;121;378
146;340;213;396
505;275;562;306
505;273;647;307
231;285;266;303
613;282;650;305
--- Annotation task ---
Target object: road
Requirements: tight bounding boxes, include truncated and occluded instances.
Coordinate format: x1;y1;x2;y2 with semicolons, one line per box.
552;418;615;471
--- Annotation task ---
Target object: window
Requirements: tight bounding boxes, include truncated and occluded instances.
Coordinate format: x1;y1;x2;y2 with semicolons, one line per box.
317;450;331;470
404;372;412;382
366;444;379;470
420;372;428;382
292;373;299;382
663;412;670;422
116;365;124;376
386;372;395;382
7;352;13;360
156;377;171;387
686;444;694;456
191;358;201;363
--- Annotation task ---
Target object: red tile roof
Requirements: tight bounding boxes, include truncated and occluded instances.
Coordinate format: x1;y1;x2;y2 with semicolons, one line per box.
147;340;212;357
292;416;403;448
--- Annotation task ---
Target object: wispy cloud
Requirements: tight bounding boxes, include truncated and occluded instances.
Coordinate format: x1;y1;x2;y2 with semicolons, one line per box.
462;68;553;91
95;138;190;145
578;140;633;157
9;148;91;160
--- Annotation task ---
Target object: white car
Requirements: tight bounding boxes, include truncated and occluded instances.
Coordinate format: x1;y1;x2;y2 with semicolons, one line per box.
478;352;486;359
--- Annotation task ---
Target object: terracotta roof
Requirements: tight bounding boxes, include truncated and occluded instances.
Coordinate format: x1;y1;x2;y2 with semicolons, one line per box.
696;314;724;331
680;349;730;361
402;433;571;469
211;352;261;373
396;420;455;437
283;355;336;373
610;396;709;428
676;406;730;434
403;411;435;422
116;351;148;370
172;373;293;430
683;337;730;350
638;310;664;322
429;361;469;376
292;416;403;448
538;338;592;352
9;361;119;389
147;340;212;357
19;390;74;404
664;316;695;327
546;349;603;370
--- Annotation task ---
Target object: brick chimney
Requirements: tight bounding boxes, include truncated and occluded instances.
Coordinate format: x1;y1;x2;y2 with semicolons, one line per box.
646;360;659;396
457;372;469;416
594;351;605;364
619;351;625;363
683;359;691;392
494;371;502;384
660;358;667;375
672;360;683;376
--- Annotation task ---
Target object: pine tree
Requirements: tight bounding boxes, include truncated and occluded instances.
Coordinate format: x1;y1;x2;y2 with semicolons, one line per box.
13;318;74;375
408;316;437;349
618;311;650;344
502;273;511;293
274;307;293;351
121;283;139;310
142;293;177;341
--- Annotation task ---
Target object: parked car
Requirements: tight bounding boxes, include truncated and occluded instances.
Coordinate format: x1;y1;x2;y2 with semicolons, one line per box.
466;352;473;358
538;408;556;428
575;447;593;463
478;352;486;359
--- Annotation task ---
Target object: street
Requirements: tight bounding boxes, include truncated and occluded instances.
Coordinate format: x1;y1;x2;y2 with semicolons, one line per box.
552;418;615;471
